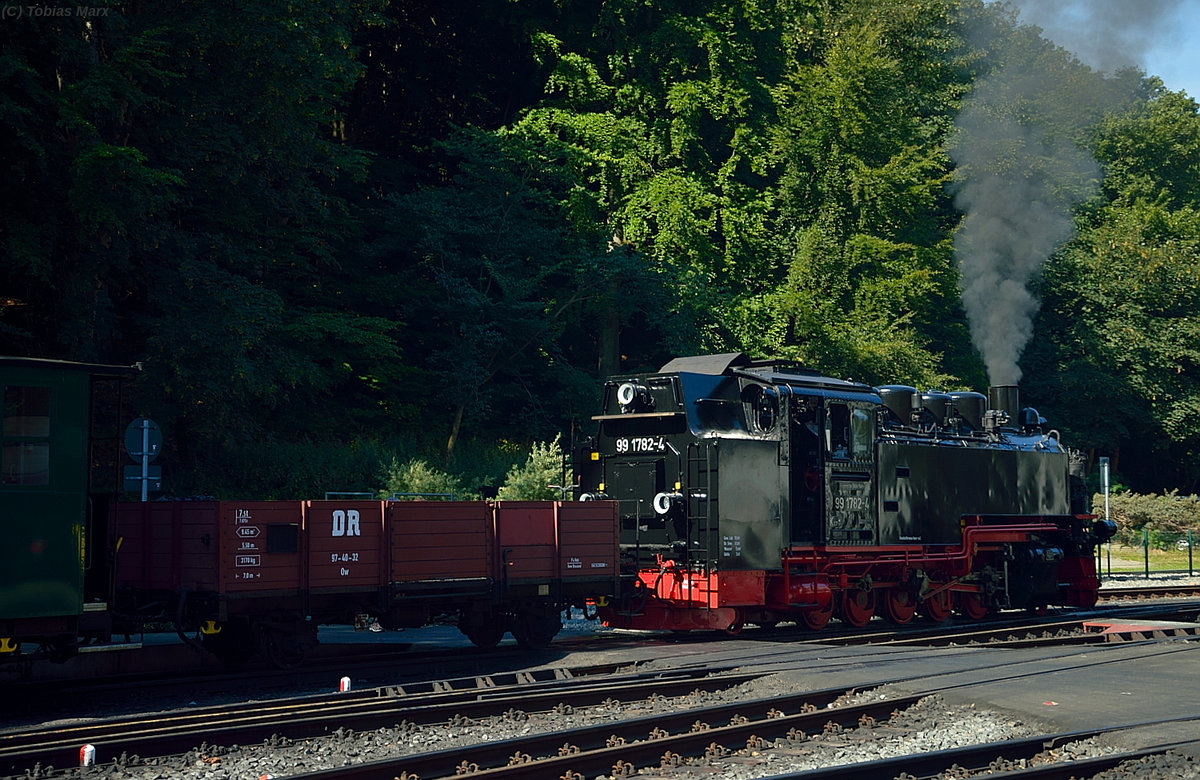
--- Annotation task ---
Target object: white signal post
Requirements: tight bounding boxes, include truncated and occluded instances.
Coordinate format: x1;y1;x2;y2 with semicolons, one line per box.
1100;456;1111;575
1100;457;1110;524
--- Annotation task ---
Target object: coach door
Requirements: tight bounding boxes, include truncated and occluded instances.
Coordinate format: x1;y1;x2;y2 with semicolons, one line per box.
823;399;877;546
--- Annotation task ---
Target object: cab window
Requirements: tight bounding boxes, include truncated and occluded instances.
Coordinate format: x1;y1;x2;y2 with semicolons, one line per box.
826;403;850;460
851;407;873;459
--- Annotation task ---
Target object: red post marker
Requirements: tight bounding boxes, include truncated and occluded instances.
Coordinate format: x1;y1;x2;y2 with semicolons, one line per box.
80;744;95;766
339;676;351;692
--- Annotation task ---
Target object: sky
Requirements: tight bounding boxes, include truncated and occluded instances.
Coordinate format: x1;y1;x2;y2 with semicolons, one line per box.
1143;26;1200;98
1011;0;1200;98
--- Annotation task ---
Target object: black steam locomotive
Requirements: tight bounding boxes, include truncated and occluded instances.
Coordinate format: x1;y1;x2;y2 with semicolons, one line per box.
575;353;1113;632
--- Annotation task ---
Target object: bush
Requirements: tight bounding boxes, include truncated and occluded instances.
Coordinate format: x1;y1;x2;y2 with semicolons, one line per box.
1095;489;1200;549
379;456;475;500
496;434;571;501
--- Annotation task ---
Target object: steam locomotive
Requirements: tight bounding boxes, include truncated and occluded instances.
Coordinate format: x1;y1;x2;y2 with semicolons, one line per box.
574;352;1114;632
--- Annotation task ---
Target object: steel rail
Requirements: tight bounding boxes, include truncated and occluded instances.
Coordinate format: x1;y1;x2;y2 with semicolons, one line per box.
0;667;761;775
285;688;923;780
755;715;1200;779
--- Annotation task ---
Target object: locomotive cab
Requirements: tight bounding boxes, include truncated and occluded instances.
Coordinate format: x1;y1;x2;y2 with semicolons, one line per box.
576;354;886;570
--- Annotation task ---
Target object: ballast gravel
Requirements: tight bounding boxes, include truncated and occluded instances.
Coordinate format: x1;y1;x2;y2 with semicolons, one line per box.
50;675;1199;780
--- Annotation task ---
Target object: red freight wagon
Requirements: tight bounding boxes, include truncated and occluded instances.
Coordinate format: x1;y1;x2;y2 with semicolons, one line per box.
109;497;622;665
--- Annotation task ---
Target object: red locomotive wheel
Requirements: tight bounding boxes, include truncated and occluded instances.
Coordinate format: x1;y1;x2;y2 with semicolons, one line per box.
839;588;876;628
956;592;989;621
921;587;953;623
797;603;833;631
882;588;917;625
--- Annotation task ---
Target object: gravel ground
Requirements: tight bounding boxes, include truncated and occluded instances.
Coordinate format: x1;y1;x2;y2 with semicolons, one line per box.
52;673;1199;780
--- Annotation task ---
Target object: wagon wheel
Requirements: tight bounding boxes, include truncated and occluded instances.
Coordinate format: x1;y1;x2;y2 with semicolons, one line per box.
797;602;833;631
882;588;918;625
956;592;989;621
920;585;953;623
462;622;505;649
511;610;562;650
202;622;255;669
260;627;306;670
838;588;876;628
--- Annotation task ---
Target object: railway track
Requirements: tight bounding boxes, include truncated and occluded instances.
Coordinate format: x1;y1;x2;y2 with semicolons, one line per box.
0;662;760;775
8;623;1200;779
13;586;1197;704
7;591;1199;778
277;642;1200;780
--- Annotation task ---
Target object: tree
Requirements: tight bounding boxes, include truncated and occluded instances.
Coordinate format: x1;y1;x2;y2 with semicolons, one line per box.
1024;84;1200;492
510;0;792;368
0;1;397;493
371;128;597;459
1026;201;1200;492
755;0;976;388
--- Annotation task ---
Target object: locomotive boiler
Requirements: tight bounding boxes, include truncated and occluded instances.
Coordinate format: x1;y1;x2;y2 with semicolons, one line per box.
575;353;1113;632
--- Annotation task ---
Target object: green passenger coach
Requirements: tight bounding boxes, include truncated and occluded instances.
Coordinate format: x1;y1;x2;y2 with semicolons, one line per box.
1;357;138;661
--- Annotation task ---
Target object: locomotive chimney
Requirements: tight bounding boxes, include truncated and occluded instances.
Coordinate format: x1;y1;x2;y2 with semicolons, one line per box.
988;385;1019;427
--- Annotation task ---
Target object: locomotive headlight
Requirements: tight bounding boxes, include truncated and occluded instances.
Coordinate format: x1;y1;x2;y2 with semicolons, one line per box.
617;382;653;411
653;491;683;515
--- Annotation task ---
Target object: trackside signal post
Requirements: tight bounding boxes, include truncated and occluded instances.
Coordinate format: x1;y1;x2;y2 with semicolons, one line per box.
124;417;162;501
1100;457;1110;576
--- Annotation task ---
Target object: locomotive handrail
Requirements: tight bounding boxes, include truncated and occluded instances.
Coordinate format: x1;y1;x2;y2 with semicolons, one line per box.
591;411;685;420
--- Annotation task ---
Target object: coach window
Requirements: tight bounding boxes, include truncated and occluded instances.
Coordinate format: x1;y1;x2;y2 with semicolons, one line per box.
2;385;51;486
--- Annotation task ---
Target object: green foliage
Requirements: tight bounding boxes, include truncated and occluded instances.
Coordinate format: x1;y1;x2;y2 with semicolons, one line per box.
752;0;976;388
1024;198;1200;491
497;435;571;501
1099;490;1200;549
4;0;1200;499
380;457;473;501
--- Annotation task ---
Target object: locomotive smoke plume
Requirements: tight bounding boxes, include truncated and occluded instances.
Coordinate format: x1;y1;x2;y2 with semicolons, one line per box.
951;0;1184;386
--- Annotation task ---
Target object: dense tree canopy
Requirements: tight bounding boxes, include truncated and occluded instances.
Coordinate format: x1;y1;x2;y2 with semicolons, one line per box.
2;0;1198;496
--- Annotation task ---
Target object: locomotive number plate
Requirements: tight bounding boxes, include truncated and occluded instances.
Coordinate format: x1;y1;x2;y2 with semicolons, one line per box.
614;437;667;453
